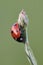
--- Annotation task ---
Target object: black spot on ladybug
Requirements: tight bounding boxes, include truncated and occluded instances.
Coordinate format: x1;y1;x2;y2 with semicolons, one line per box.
11;31;13;33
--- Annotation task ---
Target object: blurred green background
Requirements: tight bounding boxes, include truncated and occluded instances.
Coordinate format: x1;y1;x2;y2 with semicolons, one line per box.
0;0;43;65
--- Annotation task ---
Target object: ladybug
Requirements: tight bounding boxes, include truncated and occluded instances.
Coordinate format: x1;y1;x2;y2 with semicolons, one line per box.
10;23;26;43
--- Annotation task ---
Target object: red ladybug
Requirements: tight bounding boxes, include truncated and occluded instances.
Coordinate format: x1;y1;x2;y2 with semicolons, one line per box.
11;23;21;39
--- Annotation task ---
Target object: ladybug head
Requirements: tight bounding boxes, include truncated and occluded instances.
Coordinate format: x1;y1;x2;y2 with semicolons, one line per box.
11;23;21;39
